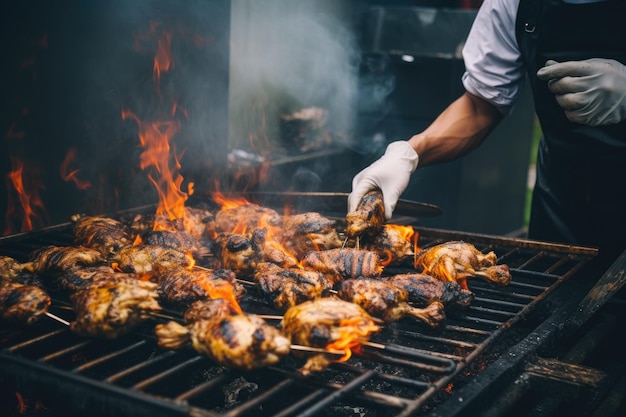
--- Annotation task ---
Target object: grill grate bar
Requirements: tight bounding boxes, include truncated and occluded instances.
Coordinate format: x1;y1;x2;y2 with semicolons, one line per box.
222;378;297;417
270;389;330;417
132;355;205;391
472;297;528;309
175;372;228;402
73;340;148;372
466;306;517;318
7;329;67;352
39;340;93;362
105;350;178;383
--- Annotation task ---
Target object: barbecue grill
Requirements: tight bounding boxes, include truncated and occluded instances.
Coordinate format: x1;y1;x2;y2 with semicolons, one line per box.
2;199;623;417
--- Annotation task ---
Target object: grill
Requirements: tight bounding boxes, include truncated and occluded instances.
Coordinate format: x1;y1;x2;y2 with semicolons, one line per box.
2;201;614;417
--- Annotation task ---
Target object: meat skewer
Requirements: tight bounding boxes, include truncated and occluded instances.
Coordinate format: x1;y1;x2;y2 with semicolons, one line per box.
300;248;383;284
346;189;385;238
71;214;133;257
280;212;343;259
211;230;265;276
414;241;511;290
30;245;106;276
0;281;51;326
383;273;474;308
155;299;290;370
112;244;193;275
337;279;446;331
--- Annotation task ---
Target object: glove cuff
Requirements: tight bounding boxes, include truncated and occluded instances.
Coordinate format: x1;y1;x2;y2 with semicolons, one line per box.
385;141;419;173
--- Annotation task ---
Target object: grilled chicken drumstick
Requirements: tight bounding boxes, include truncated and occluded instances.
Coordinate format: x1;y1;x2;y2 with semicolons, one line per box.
281;297;381;375
155;302;290;370
383;273;474;308
346;189;385;238
254;262;333;310
337;279;446;331
414;241;511;290
69;279;161;339
0;281;51;326
300;248;383;284
71;214;133;257
31;245;105;275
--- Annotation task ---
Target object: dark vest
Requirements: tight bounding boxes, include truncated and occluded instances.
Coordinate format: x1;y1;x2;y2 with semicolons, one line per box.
516;0;626;270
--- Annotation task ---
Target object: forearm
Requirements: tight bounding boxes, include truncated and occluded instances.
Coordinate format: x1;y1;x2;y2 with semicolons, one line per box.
407;92;503;166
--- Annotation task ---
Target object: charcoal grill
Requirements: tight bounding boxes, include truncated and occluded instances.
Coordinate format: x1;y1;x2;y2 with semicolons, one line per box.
1;201;621;417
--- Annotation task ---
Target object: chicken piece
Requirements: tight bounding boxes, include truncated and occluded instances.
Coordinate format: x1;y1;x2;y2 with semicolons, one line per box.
156;267;244;313
154;314;290;370
280;212;343;259
113;244;193;275
346;189;385;238
127;207;215;242
56;266;140;292
0;255;34;281
281;297;380;375
254;227;299;268
212;230;265;276
0;282;51;326
361;224;417;266
254;262;333;310
69;279;161;339
300;248;383;284
31;245;105;275
182;206;216;241
141;229;206;258
337;279;446;330
414;241;511;290
211;204;282;236
183;298;237;324
384;273;474;308
71;214;132;256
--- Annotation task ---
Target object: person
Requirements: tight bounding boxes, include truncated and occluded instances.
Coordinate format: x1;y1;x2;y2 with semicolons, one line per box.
348;0;626;274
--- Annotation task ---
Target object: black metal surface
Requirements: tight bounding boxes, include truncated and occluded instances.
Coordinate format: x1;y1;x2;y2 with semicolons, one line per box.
0;209;602;417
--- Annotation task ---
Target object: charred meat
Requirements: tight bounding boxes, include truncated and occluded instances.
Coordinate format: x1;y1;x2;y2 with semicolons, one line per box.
155;314;290;370
383;273;474;308
183;298;237;324
212;230;265;276
346;189;385;238
361;224;417;266
31;245;105;275
156;267;244;313
0;282;51;326
337;279;446;330
281;297;380;375
414;241;511;290
71;214;132;256
141;229;206;258
56;266;140;292
69;279;161;339
280;212;343;259
0;255;33;281
300;248;383;284
113;244;193;275
211;203;282;236
254;262;333;310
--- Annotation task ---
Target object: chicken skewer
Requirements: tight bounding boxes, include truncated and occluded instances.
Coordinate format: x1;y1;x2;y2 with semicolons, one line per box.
300;248;383;284
345;189;385;238
383;273;474;308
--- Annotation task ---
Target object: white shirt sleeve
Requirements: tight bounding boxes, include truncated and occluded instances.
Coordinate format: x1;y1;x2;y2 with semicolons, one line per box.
461;0;524;115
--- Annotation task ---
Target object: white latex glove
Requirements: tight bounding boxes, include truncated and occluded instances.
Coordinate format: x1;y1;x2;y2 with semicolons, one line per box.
536;58;626;126
348;141;419;220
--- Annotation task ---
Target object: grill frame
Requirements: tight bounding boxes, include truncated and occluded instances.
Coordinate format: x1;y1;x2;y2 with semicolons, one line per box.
0;207;601;417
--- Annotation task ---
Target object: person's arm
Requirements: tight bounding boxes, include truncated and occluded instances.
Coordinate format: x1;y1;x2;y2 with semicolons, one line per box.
408;91;503;167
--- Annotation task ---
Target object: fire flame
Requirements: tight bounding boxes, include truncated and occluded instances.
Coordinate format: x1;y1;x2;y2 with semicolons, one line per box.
3;156;47;235
60;147;92;190
196;277;243;315
325;317;380;362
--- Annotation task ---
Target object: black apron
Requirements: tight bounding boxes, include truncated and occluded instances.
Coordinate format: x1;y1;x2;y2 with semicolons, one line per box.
516;0;626;273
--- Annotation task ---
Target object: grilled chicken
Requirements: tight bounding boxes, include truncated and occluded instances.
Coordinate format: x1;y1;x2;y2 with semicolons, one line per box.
346;189;385;238
156;267;244;313
181;206;216;240
414;241;511;290
383;273;474;308
71;214;132;256
0;255;34;281
0;281;51;326
300;248;383;284
337;279;446;330
212;230;265;276
128;206;215;241
361;224;417;266
281;297;380;375
31;245;105;275
254;262;333;310
56;266;140;292
69;279;161;339
141;229;206;258
155;314;290;370
183;298;238;324
211;204;282;236
280;212;343;259
113;244;193;275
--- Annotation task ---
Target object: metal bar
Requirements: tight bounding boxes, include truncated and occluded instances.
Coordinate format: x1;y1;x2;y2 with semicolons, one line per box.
222;379;296;417
39;340;93;362
73;340;148;373
106;351;178;383
132;355;205;391
6;329;67;352
175;372;228;402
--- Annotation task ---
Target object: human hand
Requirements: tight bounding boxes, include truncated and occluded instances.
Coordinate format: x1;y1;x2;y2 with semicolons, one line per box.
348;141;418;220
536;58;626;126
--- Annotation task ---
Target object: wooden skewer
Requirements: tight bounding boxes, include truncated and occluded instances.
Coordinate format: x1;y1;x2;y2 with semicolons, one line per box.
45;311;70;326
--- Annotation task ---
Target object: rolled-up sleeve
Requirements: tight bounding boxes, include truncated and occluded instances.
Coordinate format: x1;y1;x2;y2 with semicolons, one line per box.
462;0;525;115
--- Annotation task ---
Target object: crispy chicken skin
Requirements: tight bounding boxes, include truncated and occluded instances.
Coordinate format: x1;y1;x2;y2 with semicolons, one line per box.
0;282;51;326
141;230;206;257
361;224;416;266
280;212;342;259
281;297;380;374
383;273;474;308
113;244;193;274
69;279;161;339
71;214;132;256
31;245;105;275
156;267;244;312
254;262;333;310
211;204;282;236
212;230;265;276
346;189;385;238
183;299;237;324
414;241;511;290
56;266;140;292
337;279;446;330
300;248;383;284
128;207;215;241
155;314;290;370
0;256;34;281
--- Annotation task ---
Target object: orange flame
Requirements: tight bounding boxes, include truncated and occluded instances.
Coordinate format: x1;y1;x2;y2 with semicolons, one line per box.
325;317;380;362
3;156;47;235
60;147;92;190
196;277;243;315
212;189;252;210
